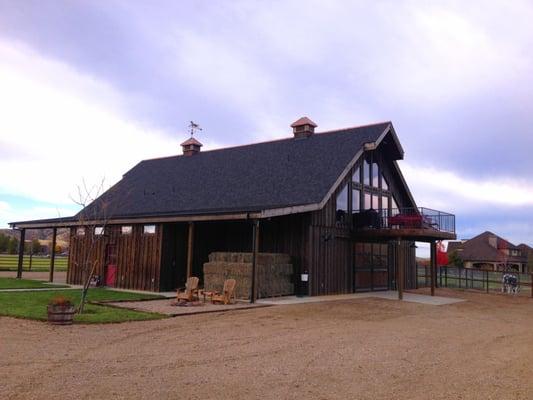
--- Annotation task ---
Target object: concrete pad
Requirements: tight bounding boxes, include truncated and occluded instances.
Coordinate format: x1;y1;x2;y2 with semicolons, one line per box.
106;298;268;316
258;291;465;306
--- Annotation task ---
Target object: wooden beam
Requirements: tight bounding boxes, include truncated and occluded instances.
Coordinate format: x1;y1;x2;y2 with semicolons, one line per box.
49;227;57;282
250;220;260;303
430;241;436;296
12;212;264;229
397;238;403;300
16;229;25;279
186;222;194;278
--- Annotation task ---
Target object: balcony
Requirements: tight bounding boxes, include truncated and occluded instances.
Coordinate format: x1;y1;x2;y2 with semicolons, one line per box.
351;207;456;241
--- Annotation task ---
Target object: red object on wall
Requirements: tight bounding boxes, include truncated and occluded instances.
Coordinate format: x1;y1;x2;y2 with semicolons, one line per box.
106;265;117;287
437;242;448;266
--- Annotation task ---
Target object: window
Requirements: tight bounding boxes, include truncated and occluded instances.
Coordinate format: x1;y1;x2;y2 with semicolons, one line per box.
363;159;371;185
94;226;104;236
372;162;379;187
364;192;372;210
144;225;156;234
372;194;379;210
353;166;360;183
121;226;132;235
381;174;389;191
391;196;399;216
76;227;85;236
336;184;348;222
382;196;389;212
381;196;389;227
352;189;360;213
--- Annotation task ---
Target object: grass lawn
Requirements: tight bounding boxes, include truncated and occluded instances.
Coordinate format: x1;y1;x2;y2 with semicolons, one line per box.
0;277;69;290
0;288;167;323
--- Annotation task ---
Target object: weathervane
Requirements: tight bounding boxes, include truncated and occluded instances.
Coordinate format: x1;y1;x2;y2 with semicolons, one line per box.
188;121;202;137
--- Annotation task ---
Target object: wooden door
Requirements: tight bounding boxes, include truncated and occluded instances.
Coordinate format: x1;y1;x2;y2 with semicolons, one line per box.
105;244;118;287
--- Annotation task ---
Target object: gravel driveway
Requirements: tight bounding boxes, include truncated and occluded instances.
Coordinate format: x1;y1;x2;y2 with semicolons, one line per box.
2;288;533;399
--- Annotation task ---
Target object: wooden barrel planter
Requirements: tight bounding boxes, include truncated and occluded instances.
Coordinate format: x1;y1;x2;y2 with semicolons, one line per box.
47;304;76;325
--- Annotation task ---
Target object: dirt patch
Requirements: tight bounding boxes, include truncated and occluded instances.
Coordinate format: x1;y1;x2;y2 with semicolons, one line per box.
2;289;533;399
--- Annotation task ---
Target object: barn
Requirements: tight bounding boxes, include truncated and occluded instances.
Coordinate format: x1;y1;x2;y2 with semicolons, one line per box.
10;118;456;300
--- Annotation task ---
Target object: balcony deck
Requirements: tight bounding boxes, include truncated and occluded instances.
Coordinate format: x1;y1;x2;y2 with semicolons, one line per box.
351;207;457;242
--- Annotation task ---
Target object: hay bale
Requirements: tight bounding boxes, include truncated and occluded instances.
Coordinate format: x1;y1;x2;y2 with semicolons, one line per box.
203;252;294;299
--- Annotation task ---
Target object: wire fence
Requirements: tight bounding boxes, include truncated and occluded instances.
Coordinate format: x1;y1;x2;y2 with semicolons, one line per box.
417;265;533;297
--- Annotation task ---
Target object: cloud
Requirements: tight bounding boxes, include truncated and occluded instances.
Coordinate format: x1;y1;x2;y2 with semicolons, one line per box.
401;162;533;211
0;39;224;207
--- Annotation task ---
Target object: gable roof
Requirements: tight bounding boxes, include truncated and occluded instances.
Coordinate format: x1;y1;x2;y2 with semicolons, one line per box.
75;122;392;221
450;231;527;263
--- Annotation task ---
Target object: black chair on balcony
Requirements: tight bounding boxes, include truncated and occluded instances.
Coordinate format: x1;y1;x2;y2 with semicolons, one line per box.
353;209;381;230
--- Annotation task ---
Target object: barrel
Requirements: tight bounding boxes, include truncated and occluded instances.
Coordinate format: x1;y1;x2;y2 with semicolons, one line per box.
47;305;76;325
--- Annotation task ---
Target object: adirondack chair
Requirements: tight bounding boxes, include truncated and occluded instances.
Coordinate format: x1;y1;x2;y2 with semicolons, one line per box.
210;279;237;305
176;276;199;302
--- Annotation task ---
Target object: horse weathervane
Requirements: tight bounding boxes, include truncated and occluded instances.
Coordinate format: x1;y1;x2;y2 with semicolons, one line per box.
188;121;202;137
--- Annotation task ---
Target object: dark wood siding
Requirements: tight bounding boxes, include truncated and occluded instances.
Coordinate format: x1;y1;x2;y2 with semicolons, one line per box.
306;145;418;296
68;224;162;291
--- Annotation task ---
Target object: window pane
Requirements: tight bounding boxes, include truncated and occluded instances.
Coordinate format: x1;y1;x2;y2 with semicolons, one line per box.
372;194;379;209
76;227;85;236
94;227;104;236
382;196;389;212
372;162;379;187
352;189;360;212
364;192;372;210
144;225;156;234
382;174;389;191
381;196;389;227
364;159;371;185
121;226;132;235
336;184;348;222
391;196;399;215
353;166;360;183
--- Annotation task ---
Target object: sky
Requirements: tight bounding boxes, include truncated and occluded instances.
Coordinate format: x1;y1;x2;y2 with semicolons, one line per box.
0;0;532;251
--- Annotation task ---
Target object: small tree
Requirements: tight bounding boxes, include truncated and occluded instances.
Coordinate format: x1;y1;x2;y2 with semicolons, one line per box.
0;233;9;253
7;237;19;255
71;178;111;314
448;250;463;268
31;239;42;255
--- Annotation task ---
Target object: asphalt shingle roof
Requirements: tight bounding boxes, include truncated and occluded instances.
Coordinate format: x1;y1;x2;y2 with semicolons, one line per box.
79;122;390;219
447;231;527;263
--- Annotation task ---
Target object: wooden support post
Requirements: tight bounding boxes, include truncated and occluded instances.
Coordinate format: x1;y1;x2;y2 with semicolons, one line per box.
430;241;436;296
49;227;57;282
16;229;25;279
186;222;194;278
397;238;403;300
251;220;260;303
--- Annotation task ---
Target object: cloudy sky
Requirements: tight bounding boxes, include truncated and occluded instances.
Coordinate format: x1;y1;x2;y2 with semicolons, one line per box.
0;0;532;248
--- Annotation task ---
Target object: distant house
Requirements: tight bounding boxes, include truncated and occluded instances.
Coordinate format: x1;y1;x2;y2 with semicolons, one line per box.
447;231;530;273
11;118;455;298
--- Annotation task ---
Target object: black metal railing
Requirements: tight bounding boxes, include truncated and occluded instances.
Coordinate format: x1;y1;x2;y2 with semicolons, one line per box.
417;265;533;297
352;207;455;234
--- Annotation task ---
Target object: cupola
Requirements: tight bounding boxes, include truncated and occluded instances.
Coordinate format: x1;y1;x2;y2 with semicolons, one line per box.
180;136;203;156
291;117;317;139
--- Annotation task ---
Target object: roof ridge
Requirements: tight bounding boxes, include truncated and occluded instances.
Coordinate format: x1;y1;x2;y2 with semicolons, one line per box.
141;121;391;163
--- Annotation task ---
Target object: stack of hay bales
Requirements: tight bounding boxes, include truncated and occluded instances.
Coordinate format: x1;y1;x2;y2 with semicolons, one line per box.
203;252;293;299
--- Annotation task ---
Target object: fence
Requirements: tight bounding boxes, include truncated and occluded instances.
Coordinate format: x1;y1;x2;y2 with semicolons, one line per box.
0;254;68;272
417;265;533;297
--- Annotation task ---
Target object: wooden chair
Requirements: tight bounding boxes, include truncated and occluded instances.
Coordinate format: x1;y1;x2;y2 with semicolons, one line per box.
210;279;237;305
176;276;199;302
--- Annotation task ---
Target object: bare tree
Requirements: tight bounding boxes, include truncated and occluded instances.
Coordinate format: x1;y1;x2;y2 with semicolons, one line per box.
70;178;110;314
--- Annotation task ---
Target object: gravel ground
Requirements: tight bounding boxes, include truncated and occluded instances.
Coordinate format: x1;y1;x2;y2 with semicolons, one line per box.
2;288;533;400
